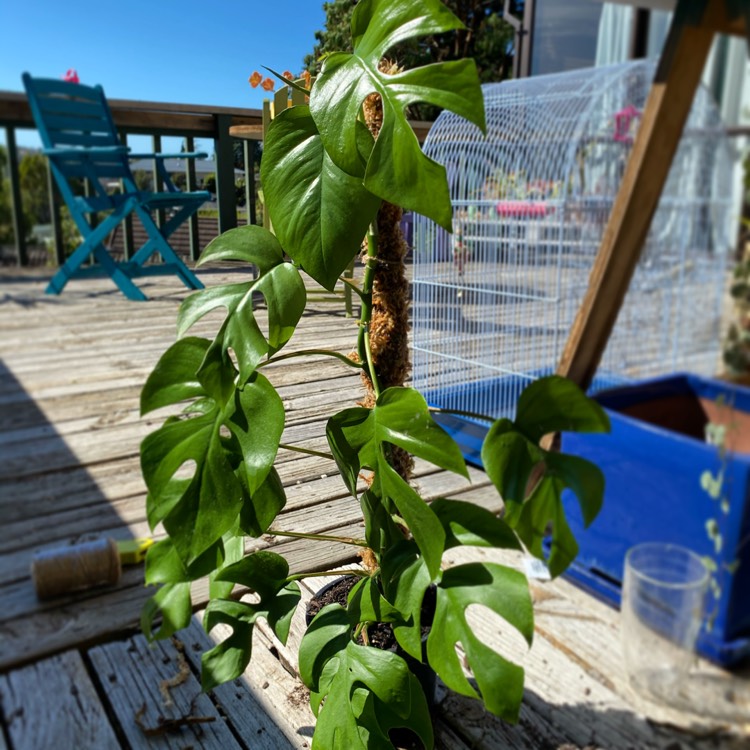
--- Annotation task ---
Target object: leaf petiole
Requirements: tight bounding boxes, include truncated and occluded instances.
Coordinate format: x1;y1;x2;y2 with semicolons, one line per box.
268;528;369;547
286;568;370;582
428;405;495;423
278;443;336;461
258;349;363;369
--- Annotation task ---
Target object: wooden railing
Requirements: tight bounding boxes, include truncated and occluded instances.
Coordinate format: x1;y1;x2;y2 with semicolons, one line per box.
0;90;264;266
0;89;433;268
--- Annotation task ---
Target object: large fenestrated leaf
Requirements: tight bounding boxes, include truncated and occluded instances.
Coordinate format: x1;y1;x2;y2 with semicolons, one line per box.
427;562;533;723
201;551;301;691
262;106;380;291
326;387;468;577
482;376;608;578
309;0;485;230
140;371;284;563
299;605;433;750
178;225;306;384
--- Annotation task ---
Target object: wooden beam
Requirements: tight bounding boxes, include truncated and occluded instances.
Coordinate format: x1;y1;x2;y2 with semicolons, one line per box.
556;0;718;390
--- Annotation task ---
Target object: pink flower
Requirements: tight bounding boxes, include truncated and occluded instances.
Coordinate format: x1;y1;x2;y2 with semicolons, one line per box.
63;69;80;84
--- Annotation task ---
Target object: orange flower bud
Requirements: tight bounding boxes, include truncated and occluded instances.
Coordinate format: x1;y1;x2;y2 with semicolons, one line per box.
261;77;275;92
302;70;312;88
282;70;294;81
248;71;262;88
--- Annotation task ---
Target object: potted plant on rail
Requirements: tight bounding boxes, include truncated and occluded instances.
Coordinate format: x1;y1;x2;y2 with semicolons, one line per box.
138;1;609;747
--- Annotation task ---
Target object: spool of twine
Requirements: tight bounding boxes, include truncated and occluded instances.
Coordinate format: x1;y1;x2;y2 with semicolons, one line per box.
31;538;121;600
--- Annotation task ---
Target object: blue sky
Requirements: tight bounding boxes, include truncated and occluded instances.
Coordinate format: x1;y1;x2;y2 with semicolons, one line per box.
1;0;327;148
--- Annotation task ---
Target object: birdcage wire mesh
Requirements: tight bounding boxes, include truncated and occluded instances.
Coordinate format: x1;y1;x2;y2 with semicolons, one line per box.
411;60;733;424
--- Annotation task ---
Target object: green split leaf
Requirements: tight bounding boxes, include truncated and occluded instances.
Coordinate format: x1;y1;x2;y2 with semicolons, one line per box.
141;342;284;563
327;387;468;576
299;605;433;750
427;562;533;722
262;106;381;290
310;0;485;230
201;551;301;691
482;376;609;577
179;225;306;385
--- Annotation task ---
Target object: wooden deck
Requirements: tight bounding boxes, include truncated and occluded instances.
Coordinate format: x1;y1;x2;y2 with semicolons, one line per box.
0;266;747;749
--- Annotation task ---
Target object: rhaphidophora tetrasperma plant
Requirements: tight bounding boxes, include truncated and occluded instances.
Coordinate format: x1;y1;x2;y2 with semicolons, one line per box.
139;1;610;747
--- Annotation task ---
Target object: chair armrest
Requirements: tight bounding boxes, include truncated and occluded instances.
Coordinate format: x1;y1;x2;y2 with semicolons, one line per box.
128;152;208;160
43;146;130;158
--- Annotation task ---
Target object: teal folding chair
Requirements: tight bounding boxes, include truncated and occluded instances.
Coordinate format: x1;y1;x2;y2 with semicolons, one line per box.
23;73;210;300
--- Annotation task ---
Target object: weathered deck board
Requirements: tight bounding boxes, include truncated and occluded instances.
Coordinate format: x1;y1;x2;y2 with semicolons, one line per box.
88;635;242;750
0;266;374;671
1;266;747;749
0;650;120;750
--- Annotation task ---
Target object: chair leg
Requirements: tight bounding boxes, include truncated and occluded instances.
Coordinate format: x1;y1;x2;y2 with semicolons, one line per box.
45;240;96;296
131;207;204;291
92;245;147;300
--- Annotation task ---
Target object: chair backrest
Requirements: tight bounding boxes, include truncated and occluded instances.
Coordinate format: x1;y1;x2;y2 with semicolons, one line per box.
22;73;133;204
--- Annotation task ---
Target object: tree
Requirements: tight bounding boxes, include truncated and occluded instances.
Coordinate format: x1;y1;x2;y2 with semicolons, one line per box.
19;152;51;230
0;146;14;245
304;0;515;110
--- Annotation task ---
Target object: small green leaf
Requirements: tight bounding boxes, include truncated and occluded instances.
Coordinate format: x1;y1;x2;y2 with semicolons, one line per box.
347;577;401;625
201;599;257;691
428;562;532;722
144;538;188;585
201;556;301;691
215;549;290;599
197;224;284;272
141;374;282;563
141;582;192;641
380;542;432;661
141;412;244;562
179;236;306;384
431;498;521;551
327;388;469;577
327;388;468;492
141;337;210;415
262;106;380;291
515;376;610;443
481;419;542;505
482;377;608;577
299;604;351;691
506;476;579;578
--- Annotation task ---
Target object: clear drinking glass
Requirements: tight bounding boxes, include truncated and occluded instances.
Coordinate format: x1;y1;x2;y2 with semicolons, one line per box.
621;542;708;710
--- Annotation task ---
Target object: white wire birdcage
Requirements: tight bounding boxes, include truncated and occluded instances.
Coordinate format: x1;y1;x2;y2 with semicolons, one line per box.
411;60;734;428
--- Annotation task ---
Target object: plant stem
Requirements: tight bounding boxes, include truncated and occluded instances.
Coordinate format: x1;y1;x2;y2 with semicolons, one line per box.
278;443;335;461
339;275;365;299
428;405;496;423
259;349;363;370
268;528;369;547
360;223;382;398
286;569;370;582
